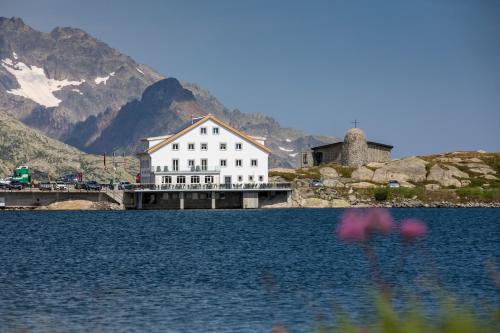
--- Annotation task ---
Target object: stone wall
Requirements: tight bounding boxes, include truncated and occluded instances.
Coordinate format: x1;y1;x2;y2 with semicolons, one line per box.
312;144;342;165
341;128;368;167
0;191;117;207
367;143;391;163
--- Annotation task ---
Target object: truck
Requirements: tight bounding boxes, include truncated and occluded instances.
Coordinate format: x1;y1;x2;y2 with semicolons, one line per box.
12;166;31;185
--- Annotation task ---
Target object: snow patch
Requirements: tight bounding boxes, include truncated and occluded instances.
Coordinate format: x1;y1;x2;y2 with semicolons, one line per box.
289;153;298;157
285;138;292;142
279;146;294;152
1;58;84;107
12;52;18;60
71;88;83;95
136;67;144;75
94;72;115;85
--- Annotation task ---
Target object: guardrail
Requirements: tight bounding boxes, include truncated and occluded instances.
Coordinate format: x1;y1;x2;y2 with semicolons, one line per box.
129;182;292;191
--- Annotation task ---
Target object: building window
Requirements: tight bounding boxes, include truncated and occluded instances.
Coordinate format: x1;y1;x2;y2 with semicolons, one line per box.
191;176;200;184
238;175;243;182
235;142;242;150
205;176;214;184
188;143;195;150
172;159;179;171
177;176;185;184
235;159;242;167
201;143;208;151
156;166;161;172
172;143;179;150
248;175;254;182
220;159;227;167
188;159;195;168
201;159;208;171
259;175;264;182
251;159;258;167
219;143;227;150
213;127;219;135
200;127;207;135
162;176;172;184
302;153;308;164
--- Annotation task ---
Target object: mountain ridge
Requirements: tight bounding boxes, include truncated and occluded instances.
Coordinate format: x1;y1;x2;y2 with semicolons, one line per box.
0;17;335;167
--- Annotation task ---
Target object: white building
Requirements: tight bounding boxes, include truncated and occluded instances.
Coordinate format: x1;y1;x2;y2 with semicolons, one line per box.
137;114;271;187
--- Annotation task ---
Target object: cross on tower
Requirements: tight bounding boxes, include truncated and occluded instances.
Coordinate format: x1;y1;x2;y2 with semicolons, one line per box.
352;119;360;128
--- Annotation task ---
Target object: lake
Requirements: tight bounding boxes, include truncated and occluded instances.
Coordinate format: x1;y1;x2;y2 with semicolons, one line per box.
0;208;498;332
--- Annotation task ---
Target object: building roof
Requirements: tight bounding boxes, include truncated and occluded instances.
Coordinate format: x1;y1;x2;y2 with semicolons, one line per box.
311;140;393;150
145;114;273;154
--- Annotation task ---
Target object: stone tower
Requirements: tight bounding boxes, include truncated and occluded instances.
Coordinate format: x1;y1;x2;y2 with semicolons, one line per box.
341;128;368;167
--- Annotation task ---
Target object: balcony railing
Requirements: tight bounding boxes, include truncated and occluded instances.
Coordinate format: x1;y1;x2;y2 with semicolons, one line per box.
129;182;292;191
151;166;221;173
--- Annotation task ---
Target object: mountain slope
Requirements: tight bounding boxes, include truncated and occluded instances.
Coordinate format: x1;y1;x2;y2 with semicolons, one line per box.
0;112;137;182
0;17;162;139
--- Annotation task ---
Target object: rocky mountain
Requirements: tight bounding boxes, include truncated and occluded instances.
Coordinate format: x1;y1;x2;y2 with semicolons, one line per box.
0;112;137;182
0;17;162;138
0;17;334;167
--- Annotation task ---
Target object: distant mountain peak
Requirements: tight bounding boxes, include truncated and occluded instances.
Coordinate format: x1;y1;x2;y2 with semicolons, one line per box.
142;78;196;105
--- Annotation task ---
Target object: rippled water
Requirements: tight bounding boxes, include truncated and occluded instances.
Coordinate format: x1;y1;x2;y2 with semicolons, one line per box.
0;208;498;332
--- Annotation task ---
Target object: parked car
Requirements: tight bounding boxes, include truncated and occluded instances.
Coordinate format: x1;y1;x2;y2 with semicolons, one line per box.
310;179;324;187
118;181;132;190
388;180;400;188
8;180;24;190
39;182;53;191
83;181;101;191
74;181;85;189
0;180;10;189
55;183;68;191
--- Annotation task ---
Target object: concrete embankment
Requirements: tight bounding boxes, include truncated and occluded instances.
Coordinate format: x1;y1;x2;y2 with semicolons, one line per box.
0;190;122;209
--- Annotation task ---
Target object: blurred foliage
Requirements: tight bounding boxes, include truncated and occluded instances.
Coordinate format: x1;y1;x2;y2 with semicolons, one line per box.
314;294;498;333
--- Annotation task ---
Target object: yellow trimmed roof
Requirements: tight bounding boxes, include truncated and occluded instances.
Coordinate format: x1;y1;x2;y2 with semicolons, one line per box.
146;114;272;154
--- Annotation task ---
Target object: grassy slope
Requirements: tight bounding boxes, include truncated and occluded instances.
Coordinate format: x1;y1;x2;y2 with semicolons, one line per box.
0;112;138;182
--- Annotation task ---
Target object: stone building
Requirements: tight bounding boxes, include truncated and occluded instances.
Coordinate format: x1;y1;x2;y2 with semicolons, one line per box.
300;128;393;168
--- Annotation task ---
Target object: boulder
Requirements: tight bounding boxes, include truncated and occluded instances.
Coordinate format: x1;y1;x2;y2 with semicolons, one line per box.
301;198;331;208
469;166;495;175
425;183;441;191
426;164;462;188
372;157;428;184
323;179;345;188
319;167;339;178
444;165;469;178
436;157;463;163
481;174;498;180
350;182;377;189
461;179;471;187
366;162;386;169
331;199;350;208
400;181;416;188
351;166;374;181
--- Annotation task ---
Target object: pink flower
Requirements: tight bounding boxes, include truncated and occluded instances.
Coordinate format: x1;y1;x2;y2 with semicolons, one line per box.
365;208;394;234
336;210;369;241
400;219;427;241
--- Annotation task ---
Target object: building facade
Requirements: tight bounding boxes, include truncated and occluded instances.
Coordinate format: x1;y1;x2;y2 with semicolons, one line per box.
138;114;271;186
300;128;393;168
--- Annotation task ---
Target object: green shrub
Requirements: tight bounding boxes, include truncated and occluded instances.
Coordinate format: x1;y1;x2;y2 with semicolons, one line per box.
374;187;389;201
456;187;500;202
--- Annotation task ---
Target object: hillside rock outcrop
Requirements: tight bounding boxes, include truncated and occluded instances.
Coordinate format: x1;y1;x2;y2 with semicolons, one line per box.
372;157;428;184
426;164;462;188
351;166;374;181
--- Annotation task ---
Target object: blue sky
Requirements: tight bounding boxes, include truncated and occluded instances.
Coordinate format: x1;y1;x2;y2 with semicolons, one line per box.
3;0;499;157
